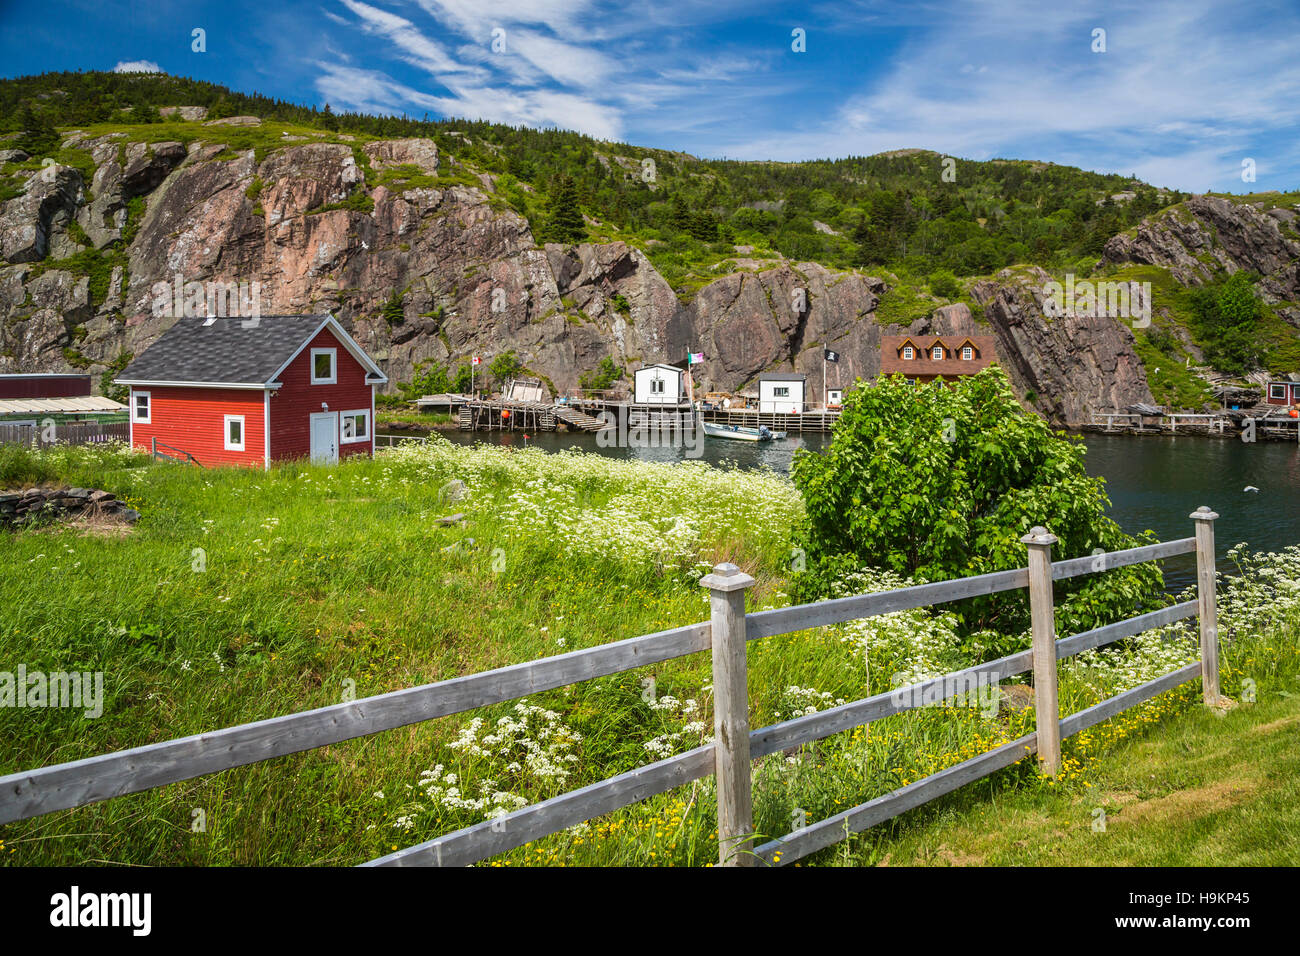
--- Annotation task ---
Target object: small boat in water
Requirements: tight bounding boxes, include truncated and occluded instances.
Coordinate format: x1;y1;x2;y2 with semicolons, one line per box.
701;420;786;442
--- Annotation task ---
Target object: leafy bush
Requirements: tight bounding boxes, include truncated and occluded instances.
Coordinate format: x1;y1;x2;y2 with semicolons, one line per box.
397;359;472;399
578;357;622;392
790;367;1164;657
489;350;524;385
927;269;961;299
1187;272;1265;373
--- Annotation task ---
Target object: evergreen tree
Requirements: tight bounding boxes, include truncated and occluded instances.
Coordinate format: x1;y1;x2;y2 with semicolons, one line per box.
543;175;586;244
15;104;58;156
381;290;405;325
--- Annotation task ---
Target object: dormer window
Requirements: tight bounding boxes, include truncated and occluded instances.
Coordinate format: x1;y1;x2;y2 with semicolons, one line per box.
932;346;944;360
902;346;914;360
962;346;973;361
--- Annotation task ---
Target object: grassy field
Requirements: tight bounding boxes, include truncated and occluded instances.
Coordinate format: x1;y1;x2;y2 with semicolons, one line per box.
0;439;1297;866
861;659;1300;866
375;408;455;430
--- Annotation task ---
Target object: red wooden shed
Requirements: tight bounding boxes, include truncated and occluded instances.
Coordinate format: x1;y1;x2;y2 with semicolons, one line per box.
115;314;387;467
0;374;93;400
1266;380;1300;406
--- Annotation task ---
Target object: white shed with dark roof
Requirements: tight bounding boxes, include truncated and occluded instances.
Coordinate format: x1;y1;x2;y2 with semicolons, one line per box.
758;372;806;413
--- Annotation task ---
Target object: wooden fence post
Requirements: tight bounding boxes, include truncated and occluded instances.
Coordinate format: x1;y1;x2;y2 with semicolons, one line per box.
1190;506;1221;706
1021;526;1061;775
700;561;756;867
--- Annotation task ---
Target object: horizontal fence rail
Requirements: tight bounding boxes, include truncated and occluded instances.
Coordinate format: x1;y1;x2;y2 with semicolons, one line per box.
365;746;717;867
755;733;1041;865
748;649;1034;759
1055;601;1198;659
0;509;1224;871
1050;538;1195;580
757;659;1208;866
747;566;1030;640
0;622;710;825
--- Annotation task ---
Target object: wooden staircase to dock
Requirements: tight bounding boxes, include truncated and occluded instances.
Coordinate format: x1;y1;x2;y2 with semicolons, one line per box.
551;406;606;432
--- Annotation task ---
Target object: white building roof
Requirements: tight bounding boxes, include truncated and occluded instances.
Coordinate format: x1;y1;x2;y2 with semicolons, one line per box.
0;396;126;416
636;363;684;373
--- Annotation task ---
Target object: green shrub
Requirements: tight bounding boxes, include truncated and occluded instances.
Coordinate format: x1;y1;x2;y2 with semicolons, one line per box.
928;268;961;299
790;367;1163;657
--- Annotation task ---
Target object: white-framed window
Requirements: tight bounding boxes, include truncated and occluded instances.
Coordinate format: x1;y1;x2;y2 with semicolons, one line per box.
311;348;337;385
1270;384;1287;399
340;409;370;443
132;390;151;424
902;346;914;360
932;346;944;360
224;414;245;451
773;386;791;398
962;346;973;360
650;378;665;394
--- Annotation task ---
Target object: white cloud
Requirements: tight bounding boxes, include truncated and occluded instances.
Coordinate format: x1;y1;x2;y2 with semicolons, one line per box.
113;60;162;74
715;0;1300;190
314;62;624;139
308;0;1300;191
340;0;481;77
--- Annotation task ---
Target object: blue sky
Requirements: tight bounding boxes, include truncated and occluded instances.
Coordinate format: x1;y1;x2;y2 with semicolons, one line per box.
4;0;1299;192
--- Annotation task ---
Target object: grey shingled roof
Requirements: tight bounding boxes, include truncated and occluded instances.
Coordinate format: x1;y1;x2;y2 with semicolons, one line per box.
117;314;343;385
758;372;807;382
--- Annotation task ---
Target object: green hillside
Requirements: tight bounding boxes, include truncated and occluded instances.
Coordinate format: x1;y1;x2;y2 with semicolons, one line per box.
3;70;1298;403
1;71;1183;282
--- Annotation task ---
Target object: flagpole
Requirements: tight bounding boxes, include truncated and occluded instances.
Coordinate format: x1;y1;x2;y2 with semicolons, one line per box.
822;342;827;411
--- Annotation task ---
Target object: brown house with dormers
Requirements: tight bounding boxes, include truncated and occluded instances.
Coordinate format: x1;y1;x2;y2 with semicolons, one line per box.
880;335;998;383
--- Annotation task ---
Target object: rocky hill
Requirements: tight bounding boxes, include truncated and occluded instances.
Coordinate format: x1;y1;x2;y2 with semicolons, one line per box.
1;114;1297;425
1102;194;1300;318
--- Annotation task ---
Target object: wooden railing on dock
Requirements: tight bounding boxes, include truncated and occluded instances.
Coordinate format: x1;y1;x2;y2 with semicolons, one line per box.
1083;409;1300;441
0;508;1225;868
700;408;840;434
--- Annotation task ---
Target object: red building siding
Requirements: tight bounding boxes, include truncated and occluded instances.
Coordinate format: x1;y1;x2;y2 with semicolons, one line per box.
130;386;267;467
269;326;374;462
0;375;92;399
1266;382;1300;406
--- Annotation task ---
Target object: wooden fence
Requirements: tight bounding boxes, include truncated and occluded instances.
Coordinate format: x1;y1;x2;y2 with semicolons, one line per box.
0;420;129;447
374;433;430;448
0;507;1224;868
150;437;201;465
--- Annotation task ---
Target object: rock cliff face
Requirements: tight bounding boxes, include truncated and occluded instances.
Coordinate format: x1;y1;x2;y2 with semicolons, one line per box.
1102;194;1300;326
970;268;1153;424
0;132;1165;425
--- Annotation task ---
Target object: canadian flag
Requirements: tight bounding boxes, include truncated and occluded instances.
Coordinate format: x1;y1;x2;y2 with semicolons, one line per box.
472;356;481;366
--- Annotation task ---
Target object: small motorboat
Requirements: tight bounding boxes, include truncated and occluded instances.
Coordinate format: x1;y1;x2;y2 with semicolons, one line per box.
701;420;786;442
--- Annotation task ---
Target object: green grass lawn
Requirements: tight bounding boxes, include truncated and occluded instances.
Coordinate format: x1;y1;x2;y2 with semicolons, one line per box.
375;408;454;429
857;673;1300;866
1;439;1296;866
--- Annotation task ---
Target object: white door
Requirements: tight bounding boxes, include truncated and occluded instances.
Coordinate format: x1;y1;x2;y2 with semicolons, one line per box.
310;412;338;464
